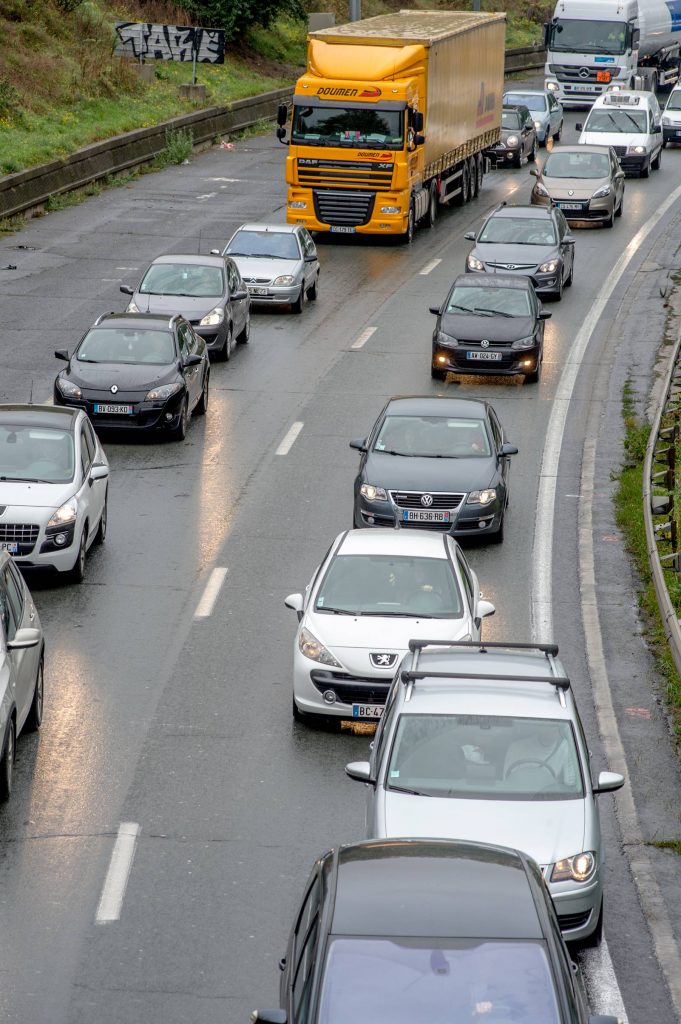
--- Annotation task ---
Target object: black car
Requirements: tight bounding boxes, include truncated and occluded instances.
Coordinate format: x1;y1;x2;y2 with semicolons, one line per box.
430;273;551;383
252;838;615;1024
351;396;517;544
54;313;209;442
465;203;575;301
120;253;250;362
487;104;537;168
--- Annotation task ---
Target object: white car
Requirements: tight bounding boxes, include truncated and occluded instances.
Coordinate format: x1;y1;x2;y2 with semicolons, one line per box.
576;89;663;177
217;222;320;313
662;85;681;146
0;405;109;582
285;529;495;725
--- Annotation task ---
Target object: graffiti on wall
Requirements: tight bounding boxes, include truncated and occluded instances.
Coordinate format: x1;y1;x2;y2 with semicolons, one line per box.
114;23;225;63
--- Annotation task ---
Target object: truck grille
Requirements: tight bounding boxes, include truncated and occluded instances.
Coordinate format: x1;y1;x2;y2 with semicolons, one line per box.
313;189;375;227
390;491;465;510
550;63;603;84
298;158;393;189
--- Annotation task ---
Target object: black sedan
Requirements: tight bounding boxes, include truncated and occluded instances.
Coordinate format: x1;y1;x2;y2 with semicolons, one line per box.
120;253;250;361
487;104;537;167
430;274;550;382
54;313;209;442
465;202;575;301
351;395;517;544
252;838;613;1024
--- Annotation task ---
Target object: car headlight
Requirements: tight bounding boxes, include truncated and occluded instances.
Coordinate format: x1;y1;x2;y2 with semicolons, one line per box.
467;488;497;506
506;135;519;148
298;627;342;667
146;382;184;401
57;378;82;399
126;300;140;313
467;254;484;271
47;497;78;528
534;120;542;130
662;116;671;126
551;851;596;883
273;275;296;286
534;182;550;198
627;145;646;154
381;205;401;214
592;185;612;199
436;330;457;347
199;306;224;326
289;201;307;209
360;483;388;501
511;335;535;350
539;259;559;273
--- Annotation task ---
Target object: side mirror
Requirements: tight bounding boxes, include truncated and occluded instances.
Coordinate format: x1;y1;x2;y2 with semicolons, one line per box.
539;309;552;320
345;761;375;784
304;254;318;263
183;354;203;368
500;443;518;457
349;438;367;452
413;110;424;132
477;599;495;619
575;122;583;131
119;284;134;296
284;593;304;613
542;21;550;47
413;133;425;146
7;627;41;651
276;103;288;127
250;1012;287;1024
55;349;69;361
429;305;442;315
276;126;287;143
210;248;221;256
653;123;662;133
464;231;476;241
564;234;576;245
89;464;109;482
232;289;248;300
529;168;539;177
594;770;625;794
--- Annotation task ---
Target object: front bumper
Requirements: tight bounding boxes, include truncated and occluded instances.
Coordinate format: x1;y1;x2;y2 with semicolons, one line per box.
54;390;186;433
532;192;614;222
663;126;681;143
549;871;603;943
433;341;541;380
466;264;560;296
486;146;521;165
0;507;80;573
287;189;408;236
355;492;504;539
246;283;302;305
619;153;650;173
293;650;394;719
192;322;227;353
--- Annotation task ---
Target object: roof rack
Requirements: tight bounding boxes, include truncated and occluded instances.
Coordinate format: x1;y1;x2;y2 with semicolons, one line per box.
400;670;570;692
408;639;559;655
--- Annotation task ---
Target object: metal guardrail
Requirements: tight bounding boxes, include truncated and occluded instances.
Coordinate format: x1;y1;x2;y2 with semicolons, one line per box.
643;321;681;677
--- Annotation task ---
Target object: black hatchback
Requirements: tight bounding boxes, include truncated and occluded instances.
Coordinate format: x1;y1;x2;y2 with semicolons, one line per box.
430;273;550;383
252;838;617;1024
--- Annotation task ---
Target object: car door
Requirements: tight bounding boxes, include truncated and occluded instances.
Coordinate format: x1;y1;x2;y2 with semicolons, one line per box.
453;544;477;636
76;421;97;547
1;561;37;727
83;418;105;539
488;408;510;496
226;258;247;338
610;149;624;206
178;323;201;409
554;209;572;281
298;229;317;292
284;872;322;1023
547;93;558;136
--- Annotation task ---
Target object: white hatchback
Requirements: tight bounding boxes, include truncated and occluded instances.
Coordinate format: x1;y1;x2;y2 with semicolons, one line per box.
285;529;494;725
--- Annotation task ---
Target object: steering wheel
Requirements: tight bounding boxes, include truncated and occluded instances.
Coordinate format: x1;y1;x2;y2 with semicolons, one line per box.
505;758;558;780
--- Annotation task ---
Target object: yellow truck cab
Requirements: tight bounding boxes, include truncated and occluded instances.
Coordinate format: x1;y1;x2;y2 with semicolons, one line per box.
277;10;506;241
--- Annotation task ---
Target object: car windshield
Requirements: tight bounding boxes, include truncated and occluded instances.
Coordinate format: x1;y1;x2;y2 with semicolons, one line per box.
374;415;492;457
543;151;610;179
479;216;557;246
319;938;560;1024
505;94;547;113
548;18;627;55
291;104;404;148
139;263;223;297
446;286;531;318
226;230;300;260
666;91;681;111
584;109;647;134
0;425;75;484
387;714;584;801
77;328;175;365
501;110;521;129
315;554;462;618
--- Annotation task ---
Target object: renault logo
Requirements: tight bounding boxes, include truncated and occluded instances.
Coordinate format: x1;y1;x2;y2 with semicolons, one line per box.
421;493;434;507
579;67;590;79
110;385;118;394
370;653;398;669
481;339;490;348
568;189;574;196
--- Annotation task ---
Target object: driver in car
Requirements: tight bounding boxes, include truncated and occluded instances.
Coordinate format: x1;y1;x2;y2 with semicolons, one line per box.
503;720;577;786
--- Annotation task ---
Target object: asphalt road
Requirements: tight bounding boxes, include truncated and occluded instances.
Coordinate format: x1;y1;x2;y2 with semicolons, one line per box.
1;90;681;1024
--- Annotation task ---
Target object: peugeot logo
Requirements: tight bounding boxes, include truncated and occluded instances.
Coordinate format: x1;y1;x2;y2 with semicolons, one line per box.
370;653;398;669
421;493;434;507
110;385;118;394
481;339;490;349
579;67;590;79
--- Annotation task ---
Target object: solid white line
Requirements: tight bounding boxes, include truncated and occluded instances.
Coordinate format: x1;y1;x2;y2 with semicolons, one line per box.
351;327;377;350
419;258;442;275
194;566;228;619
276;421;304;455
95;822;140;924
580;938;627;1021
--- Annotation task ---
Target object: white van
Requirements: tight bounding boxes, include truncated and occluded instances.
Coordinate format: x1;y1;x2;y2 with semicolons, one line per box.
662;86;681;147
576;90;663;177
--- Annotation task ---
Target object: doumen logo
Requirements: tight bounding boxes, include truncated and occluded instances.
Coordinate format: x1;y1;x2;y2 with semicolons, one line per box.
316;86;382;98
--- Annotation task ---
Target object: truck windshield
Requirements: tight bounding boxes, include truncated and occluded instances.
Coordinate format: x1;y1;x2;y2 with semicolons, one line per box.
292;105;404;148
584;109;647;133
548;19;627;55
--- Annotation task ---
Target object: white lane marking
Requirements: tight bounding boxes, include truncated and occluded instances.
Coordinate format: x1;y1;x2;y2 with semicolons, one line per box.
95;822;140;923
115;267;138;271
194;566;228;619
351;327;377;350
276;421;304;456
580;938;628;1021
207;177;241;183
419;258;442;275
196;193;217;201
101;278;120;282
531;179;681;641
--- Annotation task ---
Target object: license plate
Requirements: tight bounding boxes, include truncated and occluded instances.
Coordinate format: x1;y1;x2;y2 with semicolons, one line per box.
93;403;133;415
466;351;502;361
330;226;356;233
402;510;451;523
0;542;18;554
352;704;384;719
249;287;268;296
557;202;583;211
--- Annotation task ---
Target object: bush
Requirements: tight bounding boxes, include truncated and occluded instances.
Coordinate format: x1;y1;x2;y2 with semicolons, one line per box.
182;0;305;41
158;126;194;165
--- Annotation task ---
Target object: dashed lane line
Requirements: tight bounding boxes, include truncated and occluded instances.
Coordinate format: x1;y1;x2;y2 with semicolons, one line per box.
276;421;304;456
419;257;442;275
351;327;377;350
194;567;228;619
95;822;140;924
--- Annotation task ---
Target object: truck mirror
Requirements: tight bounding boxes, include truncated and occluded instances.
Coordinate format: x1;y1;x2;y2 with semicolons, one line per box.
414;133;425;146
276;103;288;127
543;22;550;47
276;126;287;143
413;110;424;132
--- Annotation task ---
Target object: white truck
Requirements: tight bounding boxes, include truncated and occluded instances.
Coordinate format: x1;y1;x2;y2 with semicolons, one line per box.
544;0;681;107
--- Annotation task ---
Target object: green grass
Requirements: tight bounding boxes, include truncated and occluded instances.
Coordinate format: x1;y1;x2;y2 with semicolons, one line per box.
649;839;681;854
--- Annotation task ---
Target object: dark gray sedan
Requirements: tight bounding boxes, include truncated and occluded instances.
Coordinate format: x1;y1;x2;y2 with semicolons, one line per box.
120;254;250;362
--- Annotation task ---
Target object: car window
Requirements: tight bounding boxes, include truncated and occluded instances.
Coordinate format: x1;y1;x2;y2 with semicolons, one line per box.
0;576;12;642
446;284;531;318
501;110;521;129
0;424;75;484
292;917;319;1024
177;323;191;358
555;210;568;239
83;419;97;463
294;875;321;962
543;151;611;179
226;261;239;296
226;229;301;260
79;426;92;476
375;415;492;457
488;410;502;450
302;229;317;257
2;565;23;640
584;108;647;133
78;328;175;365
373;680;401;777
455;549;474;613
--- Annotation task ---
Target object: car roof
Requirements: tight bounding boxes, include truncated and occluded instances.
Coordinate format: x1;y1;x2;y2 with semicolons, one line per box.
592;89;656;107
545;144;612;156
383;395;490;418
504;89;548;97
93;313;175;331
452;272;531;291
330;839;543;939
337;528;449;559
234;223;299;234
0;404;79;431
148;254;227;267
489;204;554;220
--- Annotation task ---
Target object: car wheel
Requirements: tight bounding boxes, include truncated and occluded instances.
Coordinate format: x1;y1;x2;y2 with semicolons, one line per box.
95;489;107;545
24;658;44;733
196;371;209;416
0;718;15;803
291;287;305;314
529;137;537;163
553;121;563;142
69;524;88;583
307;274;319;301
603;207;615;228
431;363;447;381
575;900;604;949
565;261;574;286
217;323;232;362
490;515;505;544
169;397;188;442
652;146;662;170
615;194;624;217
640;159;650;178
236;317;250;344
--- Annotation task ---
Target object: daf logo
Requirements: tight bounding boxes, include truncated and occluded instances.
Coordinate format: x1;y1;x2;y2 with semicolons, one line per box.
421;493;434;507
110;385;118;394
370;653;398;669
481;339;490;349
579;67;590;79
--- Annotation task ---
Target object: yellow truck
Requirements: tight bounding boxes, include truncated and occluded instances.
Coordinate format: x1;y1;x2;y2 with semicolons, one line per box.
276;10;506;241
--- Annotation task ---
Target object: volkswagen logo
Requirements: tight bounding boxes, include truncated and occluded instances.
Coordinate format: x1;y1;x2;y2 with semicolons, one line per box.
421;493;434;507
579;67;590;79
481;339;490;349
370;653;398;669
110;385;118;394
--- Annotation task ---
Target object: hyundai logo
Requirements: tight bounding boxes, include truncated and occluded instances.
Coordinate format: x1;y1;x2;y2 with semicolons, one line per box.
421;493;434;507
110;385;118;394
370;653;398;669
481;339;490;349
505;264;517;270
579;67;590;79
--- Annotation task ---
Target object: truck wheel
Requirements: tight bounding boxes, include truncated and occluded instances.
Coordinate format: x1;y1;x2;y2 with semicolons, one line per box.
454;163;470;206
468;157;479;198
425;182;438;228
402;201;415;243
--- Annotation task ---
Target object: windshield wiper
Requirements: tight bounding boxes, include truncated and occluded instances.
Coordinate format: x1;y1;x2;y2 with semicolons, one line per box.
247;253;289;260
358;611;436;618
77;358;99;363
376;448;414;457
315;606;356;615
472;307;513;317
388;784;433;796
447;303;480;315
0;475;54;483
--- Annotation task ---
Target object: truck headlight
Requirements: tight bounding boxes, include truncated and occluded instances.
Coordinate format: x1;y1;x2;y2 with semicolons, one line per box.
360;483;388;501
467;489;496;506
274;275;296;286
289;201;307;209
511;336;535;350
506;135;519;148
56;378;82;399
592;185;611;199
551;852;596;883
467;254;484;271
48;497;78;527
539;259;559;273
298;627;342;667
381;205;401;214
199;306;224;326
547;81;558;92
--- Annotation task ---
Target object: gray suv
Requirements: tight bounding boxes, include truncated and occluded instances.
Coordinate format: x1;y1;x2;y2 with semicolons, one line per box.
345;639;624;946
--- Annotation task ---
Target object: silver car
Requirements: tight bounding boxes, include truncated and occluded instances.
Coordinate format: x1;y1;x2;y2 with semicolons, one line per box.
0;551;44;802
218;223;320;314
345;639;624;946
503;89;564;146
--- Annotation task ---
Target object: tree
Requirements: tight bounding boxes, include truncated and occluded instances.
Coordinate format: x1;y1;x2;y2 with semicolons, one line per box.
182;0;306;41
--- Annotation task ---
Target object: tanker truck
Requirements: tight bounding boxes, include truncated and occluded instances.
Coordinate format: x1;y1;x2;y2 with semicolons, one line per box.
544;0;681;107
276;10;506;241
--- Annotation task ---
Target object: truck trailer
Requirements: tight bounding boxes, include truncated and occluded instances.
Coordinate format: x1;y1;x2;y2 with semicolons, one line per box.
544;0;681;107
277;10;506;240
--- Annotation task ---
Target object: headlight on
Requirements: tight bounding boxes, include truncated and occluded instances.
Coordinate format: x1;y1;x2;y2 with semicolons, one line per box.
199;306;224;326
539;258;559;273
628;145;646;154
534;182;550;198
436;330;457;347
47;497;78;528
467;254;484;271
360;483;388;501
506;135;519;148
592;185;611;199
467;489;497;506
126;300;140;313
298;627;342;667
273;275;296;286
380;205;401;214
146;382;184;401
547;81;558;92
57;378;82;399
534;120;542;130
511;335;535;350
551;851;596;883
289;201;307;209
